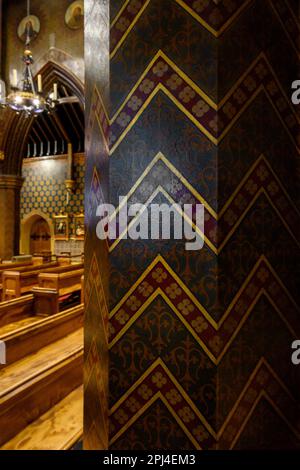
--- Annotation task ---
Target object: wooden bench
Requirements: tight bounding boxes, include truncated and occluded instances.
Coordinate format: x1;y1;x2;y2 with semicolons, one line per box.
0;276;84;330
0;256;43;272
0;295;34;328
0;257;45;297
34;268;84;314
0;303;83;365
1;259;72;301
39;262;83;276
38;268;84;293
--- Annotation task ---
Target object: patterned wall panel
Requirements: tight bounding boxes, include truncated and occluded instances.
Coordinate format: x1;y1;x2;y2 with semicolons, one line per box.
109;0;219;450
84;0;110;450
21;154;85;238
85;0;300;449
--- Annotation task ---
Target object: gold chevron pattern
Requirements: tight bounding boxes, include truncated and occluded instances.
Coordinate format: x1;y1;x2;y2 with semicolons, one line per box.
109;358;300;448
111;0;300;57
271;0;300;55
109;51;299;153
84;251;109;449
110;0;252;57
109;254;300;359
109;153;300;253
84;0;300;449
86;86;110;153
84;2;110;446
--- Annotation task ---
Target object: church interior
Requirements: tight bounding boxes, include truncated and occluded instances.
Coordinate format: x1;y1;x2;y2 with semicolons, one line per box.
0;0;300;452
0;0;85;450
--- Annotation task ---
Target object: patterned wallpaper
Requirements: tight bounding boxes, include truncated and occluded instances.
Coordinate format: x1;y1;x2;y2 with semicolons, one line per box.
84;0;300;450
21;153;85;238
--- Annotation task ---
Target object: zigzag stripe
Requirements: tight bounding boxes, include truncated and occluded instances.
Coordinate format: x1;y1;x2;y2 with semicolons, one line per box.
108;153;300;253
109;255;300;362
86;86;110;153
109;51;299;153
219;358;300;448
84;256;109;448
109;358;300;447
85;253;109;328
86;166;108;230
271;0;300;56
84;339;108;437
110;0;252;56
109;358;215;448
110;1;299;58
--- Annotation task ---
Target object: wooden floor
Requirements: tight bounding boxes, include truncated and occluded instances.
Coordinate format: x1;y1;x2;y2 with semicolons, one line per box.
2;387;83;450
0;303;83;450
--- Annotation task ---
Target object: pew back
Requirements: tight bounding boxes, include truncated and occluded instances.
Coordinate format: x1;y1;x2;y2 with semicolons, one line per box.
0;295;33;329
38;269;84;295
1;261;73;301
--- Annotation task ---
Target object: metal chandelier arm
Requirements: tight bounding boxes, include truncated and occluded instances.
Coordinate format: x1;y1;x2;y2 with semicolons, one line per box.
25;0;31;47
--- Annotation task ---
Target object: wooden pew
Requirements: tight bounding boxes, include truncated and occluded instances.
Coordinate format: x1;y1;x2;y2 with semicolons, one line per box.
11;255;35;263
0;256;43;272
0;295;34;329
0;272;83;330
1;259;70;278
1;260;72;301
0;258;44;298
39;262;83;276
38;268;84;292
0;302;83;447
34;268;84;314
0;304;83;365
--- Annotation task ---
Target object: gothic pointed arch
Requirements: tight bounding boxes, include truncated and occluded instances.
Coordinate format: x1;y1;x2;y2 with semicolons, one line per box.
1;60;84;176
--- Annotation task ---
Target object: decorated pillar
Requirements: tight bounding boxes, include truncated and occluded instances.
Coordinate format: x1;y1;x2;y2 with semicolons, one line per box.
0;175;23;259
84;0;300;449
84;0;110;450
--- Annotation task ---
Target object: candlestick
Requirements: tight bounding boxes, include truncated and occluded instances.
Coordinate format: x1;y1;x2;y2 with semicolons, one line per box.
67;143;73;180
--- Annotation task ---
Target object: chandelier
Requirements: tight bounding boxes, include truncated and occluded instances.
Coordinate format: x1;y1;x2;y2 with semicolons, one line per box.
0;0;58;118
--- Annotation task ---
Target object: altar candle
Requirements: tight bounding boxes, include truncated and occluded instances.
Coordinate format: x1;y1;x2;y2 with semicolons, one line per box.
12;69;18;88
37;74;42;93
53;83;58;101
49;33;56;48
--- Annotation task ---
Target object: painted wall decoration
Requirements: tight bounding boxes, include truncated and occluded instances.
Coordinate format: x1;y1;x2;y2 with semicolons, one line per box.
53;213;69;240
84;0;110;451
3;0;84;87
65;1;84;30
83;0;300;450
21;154;85;241
74;213;85;240
17;14;40;43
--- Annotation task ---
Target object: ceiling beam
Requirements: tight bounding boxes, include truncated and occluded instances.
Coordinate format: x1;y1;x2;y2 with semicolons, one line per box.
51;110;71;143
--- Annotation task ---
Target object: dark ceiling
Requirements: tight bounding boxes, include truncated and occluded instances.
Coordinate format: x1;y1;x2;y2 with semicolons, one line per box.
25;83;84;158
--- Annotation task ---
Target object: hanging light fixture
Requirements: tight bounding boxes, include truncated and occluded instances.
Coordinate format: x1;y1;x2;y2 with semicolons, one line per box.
0;0;59;118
